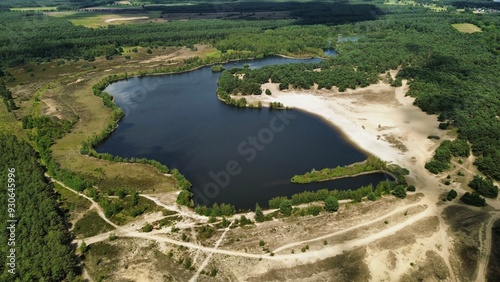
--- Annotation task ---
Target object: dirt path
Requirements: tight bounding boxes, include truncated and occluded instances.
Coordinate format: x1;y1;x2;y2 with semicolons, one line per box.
451;160;476;176
48;174;119;229
141;194;208;222
476;213;500;281
273;199;427;253
189;222;234;282
77;198;432;263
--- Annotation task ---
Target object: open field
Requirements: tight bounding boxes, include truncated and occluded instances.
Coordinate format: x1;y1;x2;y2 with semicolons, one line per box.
46;11;162;28
452;23;483;33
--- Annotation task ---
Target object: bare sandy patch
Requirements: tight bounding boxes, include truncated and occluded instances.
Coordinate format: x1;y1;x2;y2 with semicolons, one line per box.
104;16;149;23
41;98;63;119
67;78;84;85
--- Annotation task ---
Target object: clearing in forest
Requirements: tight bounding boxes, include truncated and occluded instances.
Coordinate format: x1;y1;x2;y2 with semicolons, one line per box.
452;23;482;33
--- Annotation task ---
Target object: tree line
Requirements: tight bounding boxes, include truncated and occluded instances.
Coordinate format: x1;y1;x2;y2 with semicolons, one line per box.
291;156;388;184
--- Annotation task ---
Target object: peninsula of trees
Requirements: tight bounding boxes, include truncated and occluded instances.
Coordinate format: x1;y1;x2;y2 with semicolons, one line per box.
291;156;388;184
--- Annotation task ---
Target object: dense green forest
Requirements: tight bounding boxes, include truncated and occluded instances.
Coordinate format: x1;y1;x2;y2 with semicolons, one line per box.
0;0;113;9
0;12;296;67
0;134;79;280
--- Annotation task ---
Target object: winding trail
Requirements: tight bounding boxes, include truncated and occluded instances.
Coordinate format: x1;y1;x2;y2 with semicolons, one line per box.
140;194;208;222
476;214;500;281
47;174;119;229
273;200;427;253
76;200;432;263
51;174;437;263
189;222;234;282
50;171;495;280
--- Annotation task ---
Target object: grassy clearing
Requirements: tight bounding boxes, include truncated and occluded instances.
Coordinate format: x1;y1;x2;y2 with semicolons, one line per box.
452;23;482;34
73;210;114;238
10;7;57;11
46;11;161;28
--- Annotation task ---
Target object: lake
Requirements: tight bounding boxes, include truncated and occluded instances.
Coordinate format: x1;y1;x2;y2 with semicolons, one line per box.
97;57;391;210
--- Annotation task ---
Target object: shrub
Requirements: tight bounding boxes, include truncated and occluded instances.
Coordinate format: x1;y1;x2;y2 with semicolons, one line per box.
393;185;407;199
446;189;457;201
324;196;339;212
367;192;376;201
142;223;153;232
460;192;486;207
279;199;293;216
255;203;265;222
239;215;253;226
406;185;416;192
468;175;499;198
80;241;88;254
438;122;449;130
306;205;322;216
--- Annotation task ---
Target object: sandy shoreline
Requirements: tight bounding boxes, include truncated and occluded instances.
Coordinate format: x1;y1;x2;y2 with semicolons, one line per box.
241;77;444;177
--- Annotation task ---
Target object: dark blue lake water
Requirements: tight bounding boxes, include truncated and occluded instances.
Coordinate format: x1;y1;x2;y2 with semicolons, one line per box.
97;57;391;210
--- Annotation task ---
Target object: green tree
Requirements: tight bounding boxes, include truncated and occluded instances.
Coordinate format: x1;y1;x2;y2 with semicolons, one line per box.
393;185;407;199
468;175;499;198
279;199;293;216
254;203;264;222
460;192;486;207
80;241;88;254
447;189;457;201
324;196;339;212
117;189;126;199
130;191;139;207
